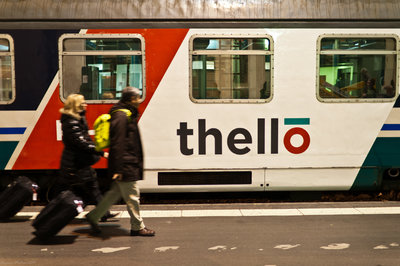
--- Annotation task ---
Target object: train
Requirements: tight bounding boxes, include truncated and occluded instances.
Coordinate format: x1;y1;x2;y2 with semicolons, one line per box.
1;0;400;194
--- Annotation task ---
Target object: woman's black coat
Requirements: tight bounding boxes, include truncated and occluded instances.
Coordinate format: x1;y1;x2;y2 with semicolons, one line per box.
60;111;102;181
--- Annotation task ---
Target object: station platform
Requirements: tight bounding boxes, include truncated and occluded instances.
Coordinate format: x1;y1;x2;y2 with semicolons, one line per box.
1;201;400;266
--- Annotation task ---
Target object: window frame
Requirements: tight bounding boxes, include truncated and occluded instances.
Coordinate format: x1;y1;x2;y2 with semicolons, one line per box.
0;34;15;105
58;33;146;103
189;34;274;104
316;34;399;103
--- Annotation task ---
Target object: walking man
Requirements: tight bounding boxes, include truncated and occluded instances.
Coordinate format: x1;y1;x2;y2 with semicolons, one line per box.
86;87;155;236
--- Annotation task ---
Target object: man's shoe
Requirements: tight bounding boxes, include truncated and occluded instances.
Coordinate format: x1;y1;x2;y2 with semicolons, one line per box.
100;212;119;222
130;227;155;237
86;215;101;234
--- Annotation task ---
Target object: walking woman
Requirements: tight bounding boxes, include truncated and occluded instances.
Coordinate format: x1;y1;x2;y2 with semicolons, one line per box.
56;93;116;222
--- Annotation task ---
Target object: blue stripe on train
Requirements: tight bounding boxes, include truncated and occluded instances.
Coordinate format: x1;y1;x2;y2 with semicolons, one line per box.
0;128;26;134
381;124;400;130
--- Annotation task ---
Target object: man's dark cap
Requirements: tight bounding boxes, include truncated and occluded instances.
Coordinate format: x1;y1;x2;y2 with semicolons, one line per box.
121;87;141;103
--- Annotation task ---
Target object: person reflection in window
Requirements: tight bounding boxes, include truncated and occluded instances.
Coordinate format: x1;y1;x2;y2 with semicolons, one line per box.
383;85;395;98
260;82;269;99
363;78;376;98
102;92;114;99
360;68;373;98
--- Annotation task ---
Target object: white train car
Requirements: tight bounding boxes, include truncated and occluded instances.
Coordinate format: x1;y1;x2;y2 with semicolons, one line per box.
0;0;400;193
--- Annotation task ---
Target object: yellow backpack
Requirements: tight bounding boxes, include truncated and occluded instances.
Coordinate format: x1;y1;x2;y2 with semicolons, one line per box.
93;109;132;151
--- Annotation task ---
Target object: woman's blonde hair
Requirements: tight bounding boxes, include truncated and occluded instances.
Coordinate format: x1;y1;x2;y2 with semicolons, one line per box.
60;94;85;119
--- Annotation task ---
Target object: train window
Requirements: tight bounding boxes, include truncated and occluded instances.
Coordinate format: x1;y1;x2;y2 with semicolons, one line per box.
0;35;15;104
59;34;145;102
190;36;273;103
318;36;397;102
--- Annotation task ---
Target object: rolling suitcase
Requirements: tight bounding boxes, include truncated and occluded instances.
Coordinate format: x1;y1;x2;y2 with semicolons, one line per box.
32;190;84;240
0;176;38;220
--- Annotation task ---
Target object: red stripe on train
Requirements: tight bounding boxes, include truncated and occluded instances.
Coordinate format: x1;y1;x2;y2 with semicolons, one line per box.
13;29;189;169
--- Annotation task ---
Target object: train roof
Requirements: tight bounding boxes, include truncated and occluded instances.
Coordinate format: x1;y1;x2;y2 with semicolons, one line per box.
1;0;400;28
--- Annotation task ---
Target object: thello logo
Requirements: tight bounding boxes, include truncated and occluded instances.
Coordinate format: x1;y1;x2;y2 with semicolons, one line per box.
177;118;310;155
